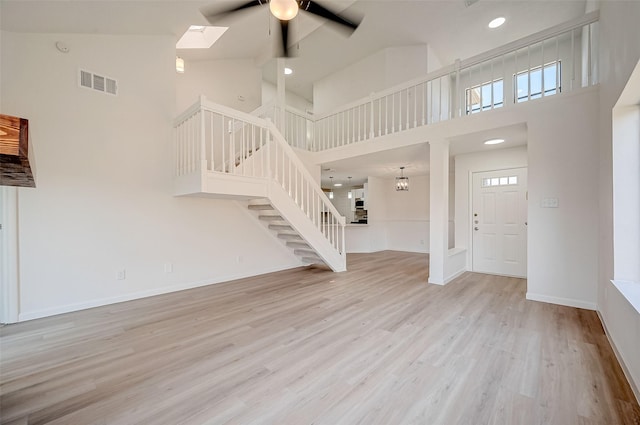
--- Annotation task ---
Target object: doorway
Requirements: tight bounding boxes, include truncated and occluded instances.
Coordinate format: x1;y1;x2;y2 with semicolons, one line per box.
472;167;528;277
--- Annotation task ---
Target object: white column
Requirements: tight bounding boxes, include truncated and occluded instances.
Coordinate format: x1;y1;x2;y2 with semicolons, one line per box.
428;140;449;285
1;186;20;323
276;58;286;132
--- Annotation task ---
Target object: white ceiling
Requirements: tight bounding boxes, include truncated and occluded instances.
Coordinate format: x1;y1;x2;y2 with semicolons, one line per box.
0;0;580;187
1;0;587;101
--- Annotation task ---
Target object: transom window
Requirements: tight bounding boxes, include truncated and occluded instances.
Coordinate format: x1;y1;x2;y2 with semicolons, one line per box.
515;61;561;103
482;175;518;187
465;79;504;115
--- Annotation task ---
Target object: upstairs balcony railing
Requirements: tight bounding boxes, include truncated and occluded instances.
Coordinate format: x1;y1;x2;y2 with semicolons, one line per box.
266;11;599;152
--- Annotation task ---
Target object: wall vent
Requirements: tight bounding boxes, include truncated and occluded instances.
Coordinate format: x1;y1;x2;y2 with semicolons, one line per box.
78;69;118;96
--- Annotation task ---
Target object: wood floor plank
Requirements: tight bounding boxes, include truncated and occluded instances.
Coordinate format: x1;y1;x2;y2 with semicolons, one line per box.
1;251;638;424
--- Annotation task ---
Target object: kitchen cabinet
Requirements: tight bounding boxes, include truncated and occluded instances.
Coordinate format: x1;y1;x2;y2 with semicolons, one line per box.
350;188;366;211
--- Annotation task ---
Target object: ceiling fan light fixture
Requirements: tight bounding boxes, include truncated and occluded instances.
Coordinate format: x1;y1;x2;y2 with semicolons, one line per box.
269;0;299;21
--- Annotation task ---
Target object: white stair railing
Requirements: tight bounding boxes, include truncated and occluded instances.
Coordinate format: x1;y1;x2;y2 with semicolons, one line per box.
174;96;346;262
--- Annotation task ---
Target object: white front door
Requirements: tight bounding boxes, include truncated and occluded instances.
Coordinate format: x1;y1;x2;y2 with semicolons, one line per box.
472;168;527;277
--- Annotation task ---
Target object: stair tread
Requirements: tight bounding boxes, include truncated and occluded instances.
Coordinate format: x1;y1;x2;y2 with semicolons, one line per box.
248;205;274;210
302;256;324;264
286;241;309;248
278;234;303;240
258;215;284;221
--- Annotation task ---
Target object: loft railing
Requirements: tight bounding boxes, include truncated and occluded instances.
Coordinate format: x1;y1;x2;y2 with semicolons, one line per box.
254;103;314;151
174;96;346;258
267;12;599;152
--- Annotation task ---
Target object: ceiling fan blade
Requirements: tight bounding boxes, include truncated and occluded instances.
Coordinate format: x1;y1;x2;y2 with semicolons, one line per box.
299;0;360;32
279;19;291;57
201;0;265;24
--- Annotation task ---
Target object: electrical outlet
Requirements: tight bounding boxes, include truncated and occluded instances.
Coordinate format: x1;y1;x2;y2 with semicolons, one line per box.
164;263;173;273
116;269;126;280
420;239;425;245
236;256;243;264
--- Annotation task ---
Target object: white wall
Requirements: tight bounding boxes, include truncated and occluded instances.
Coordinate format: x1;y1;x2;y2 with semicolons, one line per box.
176;58;262;113
344;174;430;254
526;89;599;310
596;0;640;400
262;81;313;112
313;45;430;114
378;175;429;253
0;31;300;321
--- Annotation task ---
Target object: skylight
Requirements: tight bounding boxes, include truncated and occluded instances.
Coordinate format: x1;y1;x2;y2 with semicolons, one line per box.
176;25;228;49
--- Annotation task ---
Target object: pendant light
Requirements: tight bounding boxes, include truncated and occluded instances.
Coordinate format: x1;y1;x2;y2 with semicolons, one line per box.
347;177;353;199
395;167;409;191
329;176;334;199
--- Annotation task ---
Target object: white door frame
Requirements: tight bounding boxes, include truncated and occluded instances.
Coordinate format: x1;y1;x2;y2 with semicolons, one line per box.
1;187;20;323
470;167;528;277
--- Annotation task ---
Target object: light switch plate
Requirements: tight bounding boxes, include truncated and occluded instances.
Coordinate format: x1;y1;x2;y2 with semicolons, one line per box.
541;197;559;208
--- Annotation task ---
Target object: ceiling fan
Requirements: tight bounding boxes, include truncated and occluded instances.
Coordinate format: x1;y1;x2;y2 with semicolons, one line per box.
201;0;362;57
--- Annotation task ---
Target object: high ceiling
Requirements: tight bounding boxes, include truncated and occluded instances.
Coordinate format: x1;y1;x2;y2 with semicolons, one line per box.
0;0;586;185
1;0;587;101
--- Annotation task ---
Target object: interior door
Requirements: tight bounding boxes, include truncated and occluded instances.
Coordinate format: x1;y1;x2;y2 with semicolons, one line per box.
472;168;527;277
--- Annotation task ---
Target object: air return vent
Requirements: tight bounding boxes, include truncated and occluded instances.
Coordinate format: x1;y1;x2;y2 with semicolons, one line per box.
78;69;118;96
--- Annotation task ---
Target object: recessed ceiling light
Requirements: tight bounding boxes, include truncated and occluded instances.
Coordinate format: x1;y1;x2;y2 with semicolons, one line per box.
484;138;505;145
334;183;342;187
488;17;506;29
284;67;293;75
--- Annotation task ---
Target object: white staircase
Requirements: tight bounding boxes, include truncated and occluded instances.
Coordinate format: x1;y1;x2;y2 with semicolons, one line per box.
248;199;326;266
173;97;346;272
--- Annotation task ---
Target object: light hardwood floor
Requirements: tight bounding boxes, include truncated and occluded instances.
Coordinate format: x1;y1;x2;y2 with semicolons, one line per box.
1;251;639;424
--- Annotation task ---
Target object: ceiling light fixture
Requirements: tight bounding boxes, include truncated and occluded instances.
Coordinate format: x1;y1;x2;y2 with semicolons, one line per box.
396;167;409;191
270;0;299;21
488;17;506;29
484;138;505;145
334;183;342;187
176;56;185;73
284;67;293;75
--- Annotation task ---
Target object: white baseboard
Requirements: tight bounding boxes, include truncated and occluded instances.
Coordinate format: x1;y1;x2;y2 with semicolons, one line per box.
18;263;302;322
526;292;597;310
597;310;640;405
428;277;446;286
445;269;466;284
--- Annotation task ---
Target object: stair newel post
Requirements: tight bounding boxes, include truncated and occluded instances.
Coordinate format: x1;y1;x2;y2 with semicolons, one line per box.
454;59;461;118
341;219;345;257
266;126;271;180
199;96;207;173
